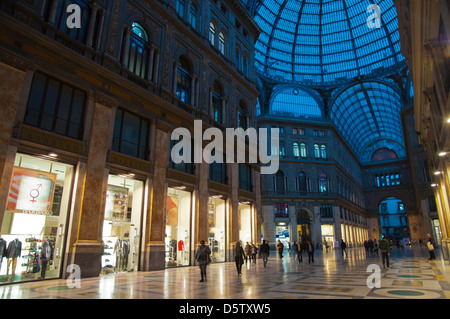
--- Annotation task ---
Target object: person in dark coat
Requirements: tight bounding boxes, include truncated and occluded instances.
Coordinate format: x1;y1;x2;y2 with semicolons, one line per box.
234;241;246;275
259;240;270;268
306;241;314;263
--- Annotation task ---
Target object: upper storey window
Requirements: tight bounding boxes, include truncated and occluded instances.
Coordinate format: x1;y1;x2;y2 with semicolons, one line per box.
189;3;198;29
24;72;86;140
209;22;216;46
176;0;185;17
219;31;226;54
176;58;191;104
128;22;150;79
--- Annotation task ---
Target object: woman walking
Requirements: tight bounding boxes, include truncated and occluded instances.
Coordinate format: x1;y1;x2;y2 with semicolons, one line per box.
194;240;211;282
234;241;246;276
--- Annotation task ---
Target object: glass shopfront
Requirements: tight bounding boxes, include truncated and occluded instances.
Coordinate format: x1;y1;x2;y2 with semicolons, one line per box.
1;153;73;283
276;224;290;248
239;203;252;244
208;197;226;263
322;224;335;248
101;174;143;274
165;187;191;267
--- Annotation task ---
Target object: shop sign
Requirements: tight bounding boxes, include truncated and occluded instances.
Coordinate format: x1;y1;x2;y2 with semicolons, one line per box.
7;167;57;213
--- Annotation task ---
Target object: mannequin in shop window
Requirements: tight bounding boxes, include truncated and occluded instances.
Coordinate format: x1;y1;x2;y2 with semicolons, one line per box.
0;238;7;272
122;233;130;271
6;238;22;281
114;238;122;272
40;239;52;279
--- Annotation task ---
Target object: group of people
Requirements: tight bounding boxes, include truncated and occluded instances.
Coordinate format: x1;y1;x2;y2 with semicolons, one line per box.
194;234;439;281
363;239;379;255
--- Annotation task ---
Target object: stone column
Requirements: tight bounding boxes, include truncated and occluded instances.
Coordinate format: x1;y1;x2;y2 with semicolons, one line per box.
289;205;297;244
69;101;113;278
141;128;169;271
254;169;262;245
229;163;239;255
333;205;342;243
197;161;209;245
312;205;321;245
0;63;26;229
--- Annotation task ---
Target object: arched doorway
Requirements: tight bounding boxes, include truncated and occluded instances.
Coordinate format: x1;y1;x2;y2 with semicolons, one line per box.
297;209;311;243
379;197;410;241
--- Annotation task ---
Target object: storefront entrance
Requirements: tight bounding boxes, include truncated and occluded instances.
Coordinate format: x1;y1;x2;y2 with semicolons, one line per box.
1;153;73;283
165;187;191;267
208;196;226;263
101;174;143;274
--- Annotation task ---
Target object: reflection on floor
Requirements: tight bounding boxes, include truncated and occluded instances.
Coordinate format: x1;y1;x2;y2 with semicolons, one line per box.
0;246;449;299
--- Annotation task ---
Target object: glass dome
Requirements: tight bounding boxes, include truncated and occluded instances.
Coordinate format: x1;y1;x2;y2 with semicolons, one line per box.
253;0;405;84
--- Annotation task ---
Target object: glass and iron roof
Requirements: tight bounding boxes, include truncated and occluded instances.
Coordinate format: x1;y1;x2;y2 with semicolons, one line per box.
329;81;405;158
253;0;405;84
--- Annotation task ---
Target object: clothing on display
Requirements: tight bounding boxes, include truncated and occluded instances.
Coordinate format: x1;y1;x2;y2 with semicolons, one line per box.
5;239;22;280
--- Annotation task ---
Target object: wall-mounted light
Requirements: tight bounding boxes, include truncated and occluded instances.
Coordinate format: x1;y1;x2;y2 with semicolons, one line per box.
431;183;438;187
438;151;448;157
434;171;442;176
48;153;58;157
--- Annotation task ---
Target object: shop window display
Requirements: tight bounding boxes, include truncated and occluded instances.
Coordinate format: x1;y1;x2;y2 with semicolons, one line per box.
208;197;226;263
101;175;143;274
321;224;335;249
1;154;73;282
165;188;191;267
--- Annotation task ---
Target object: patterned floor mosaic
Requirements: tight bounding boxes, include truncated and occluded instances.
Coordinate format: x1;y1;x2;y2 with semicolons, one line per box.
0;246;449;299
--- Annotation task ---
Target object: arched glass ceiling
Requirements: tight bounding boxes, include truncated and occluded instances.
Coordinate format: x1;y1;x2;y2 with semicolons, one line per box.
330;81;405;157
254;0;405;84
270;87;323;118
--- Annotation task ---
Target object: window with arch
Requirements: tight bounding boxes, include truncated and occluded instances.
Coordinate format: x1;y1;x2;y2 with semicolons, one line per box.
189;3;197;29
128;22;150;79
219;31;226;54
212;81;224;124
300;143;307;158
320;145;327;159
293;142;300;158
209;21;216;46
176;0;185;17
176;57;191;104
318;172;328;193
314;144;320;158
298;171;307;194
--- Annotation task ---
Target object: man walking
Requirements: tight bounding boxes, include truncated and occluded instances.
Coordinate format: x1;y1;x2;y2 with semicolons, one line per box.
260;240;270;267
379;236;390;268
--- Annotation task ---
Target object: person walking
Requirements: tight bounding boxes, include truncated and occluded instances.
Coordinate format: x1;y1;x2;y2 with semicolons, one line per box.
234;241;246;275
244;242;251;264
194;240;211;282
251;244;258;264
379;236;390;268
426;234;436;260
340;239;347;258
259;240;270;267
297;241;304;263
307;241;314;263
276;240;284;259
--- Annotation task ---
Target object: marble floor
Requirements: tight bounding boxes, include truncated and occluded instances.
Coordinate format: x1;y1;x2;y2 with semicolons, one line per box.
0;245;449;300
